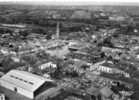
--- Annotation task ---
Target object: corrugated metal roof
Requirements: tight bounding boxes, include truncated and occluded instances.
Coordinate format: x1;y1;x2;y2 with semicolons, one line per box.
0;70;53;92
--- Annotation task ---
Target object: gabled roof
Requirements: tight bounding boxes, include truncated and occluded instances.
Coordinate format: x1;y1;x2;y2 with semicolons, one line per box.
0;70;53;92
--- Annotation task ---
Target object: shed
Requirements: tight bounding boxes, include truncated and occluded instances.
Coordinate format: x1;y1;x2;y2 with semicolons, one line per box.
0;70;54;99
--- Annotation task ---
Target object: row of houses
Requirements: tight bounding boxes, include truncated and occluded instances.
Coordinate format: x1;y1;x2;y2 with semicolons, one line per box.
90;60;130;78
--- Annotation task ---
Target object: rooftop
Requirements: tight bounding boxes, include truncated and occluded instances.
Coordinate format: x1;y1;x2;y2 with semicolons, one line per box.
0;70;54;92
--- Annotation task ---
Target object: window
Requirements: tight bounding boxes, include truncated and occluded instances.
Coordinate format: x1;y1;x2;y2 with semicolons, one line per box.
29;82;34;85
24;80;28;83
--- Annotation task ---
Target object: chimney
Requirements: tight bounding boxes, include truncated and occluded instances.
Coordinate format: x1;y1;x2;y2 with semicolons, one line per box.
56;22;60;39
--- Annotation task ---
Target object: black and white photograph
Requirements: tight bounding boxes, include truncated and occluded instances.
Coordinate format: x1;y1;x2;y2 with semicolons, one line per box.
0;0;139;100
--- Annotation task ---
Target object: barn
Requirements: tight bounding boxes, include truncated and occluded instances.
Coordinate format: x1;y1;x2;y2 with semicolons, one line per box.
0;70;54;99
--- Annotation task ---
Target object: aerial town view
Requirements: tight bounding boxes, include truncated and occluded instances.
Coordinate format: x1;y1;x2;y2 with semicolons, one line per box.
0;0;139;100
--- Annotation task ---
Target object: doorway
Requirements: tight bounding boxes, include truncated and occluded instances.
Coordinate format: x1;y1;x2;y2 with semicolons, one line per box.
14;87;17;92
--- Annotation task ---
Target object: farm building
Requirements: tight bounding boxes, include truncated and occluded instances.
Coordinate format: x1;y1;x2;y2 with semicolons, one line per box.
0;70;54;99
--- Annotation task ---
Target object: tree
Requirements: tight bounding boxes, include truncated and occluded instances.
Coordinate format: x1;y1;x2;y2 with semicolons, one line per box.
21;54;39;67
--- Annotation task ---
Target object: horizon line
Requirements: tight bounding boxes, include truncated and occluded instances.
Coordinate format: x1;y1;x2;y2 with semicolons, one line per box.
1;1;139;6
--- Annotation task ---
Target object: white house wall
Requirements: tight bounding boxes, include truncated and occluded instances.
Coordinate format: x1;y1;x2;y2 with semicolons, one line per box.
0;79;34;99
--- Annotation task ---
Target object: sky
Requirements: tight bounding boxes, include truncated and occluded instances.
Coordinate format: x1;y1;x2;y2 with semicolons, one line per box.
0;0;139;5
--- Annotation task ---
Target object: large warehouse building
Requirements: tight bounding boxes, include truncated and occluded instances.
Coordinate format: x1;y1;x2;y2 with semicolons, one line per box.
0;70;54;99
